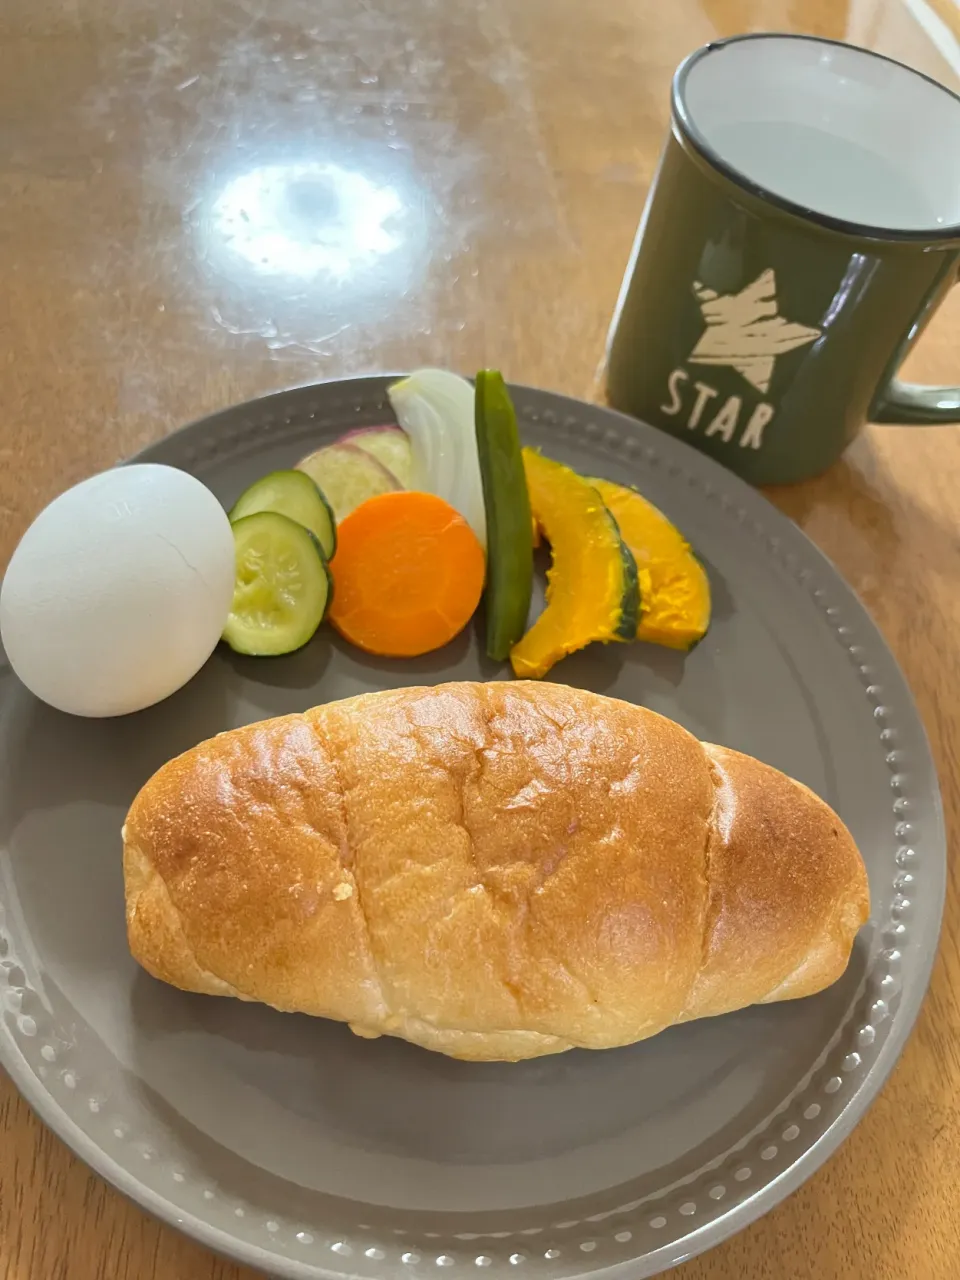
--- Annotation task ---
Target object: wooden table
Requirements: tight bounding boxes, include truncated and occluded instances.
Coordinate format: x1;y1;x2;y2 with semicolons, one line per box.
2;0;959;1276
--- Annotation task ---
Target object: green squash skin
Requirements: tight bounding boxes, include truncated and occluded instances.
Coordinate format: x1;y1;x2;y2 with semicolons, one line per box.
474;371;534;662
587;475;710;652
603;507;642;641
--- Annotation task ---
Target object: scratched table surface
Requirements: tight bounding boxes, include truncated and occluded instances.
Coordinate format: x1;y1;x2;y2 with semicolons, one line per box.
2;0;960;1276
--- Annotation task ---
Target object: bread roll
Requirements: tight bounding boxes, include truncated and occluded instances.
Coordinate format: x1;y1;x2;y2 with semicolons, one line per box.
122;681;869;1061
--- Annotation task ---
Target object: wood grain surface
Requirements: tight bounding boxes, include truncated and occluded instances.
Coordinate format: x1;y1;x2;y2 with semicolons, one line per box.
1;0;959;1276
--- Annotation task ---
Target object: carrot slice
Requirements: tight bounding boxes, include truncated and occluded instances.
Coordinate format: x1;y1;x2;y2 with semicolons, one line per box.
329;491;485;657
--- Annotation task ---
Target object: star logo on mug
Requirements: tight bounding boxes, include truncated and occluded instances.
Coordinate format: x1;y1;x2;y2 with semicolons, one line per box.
657;267;824;452
689;269;822;394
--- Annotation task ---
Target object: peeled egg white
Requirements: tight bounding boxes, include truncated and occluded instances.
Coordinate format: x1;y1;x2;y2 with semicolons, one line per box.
0;463;236;717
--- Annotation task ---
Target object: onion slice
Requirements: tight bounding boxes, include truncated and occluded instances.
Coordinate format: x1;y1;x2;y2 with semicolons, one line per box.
387;368;487;551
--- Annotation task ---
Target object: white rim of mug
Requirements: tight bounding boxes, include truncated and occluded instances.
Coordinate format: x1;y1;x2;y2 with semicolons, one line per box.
672;32;960;244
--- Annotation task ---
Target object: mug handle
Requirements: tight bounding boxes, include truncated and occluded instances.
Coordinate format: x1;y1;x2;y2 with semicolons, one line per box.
872;380;960;424
872;258;960;424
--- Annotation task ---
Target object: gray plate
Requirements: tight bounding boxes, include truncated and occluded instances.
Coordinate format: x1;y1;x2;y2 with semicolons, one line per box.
0;377;944;1279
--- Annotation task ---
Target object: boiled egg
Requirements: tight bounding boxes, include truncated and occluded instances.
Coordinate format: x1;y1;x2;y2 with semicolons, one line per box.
0;463;236;717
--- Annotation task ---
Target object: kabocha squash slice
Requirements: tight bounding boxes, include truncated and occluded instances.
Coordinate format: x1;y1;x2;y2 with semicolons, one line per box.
510;450;640;679
589;477;711;650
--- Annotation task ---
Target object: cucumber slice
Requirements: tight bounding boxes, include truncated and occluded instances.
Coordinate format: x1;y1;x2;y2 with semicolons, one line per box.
223;512;332;656
229;469;336;559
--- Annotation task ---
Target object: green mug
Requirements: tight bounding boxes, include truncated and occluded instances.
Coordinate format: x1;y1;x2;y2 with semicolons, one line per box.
605;34;960;485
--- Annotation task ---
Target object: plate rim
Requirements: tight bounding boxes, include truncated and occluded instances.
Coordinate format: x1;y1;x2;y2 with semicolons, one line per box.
0;374;945;1278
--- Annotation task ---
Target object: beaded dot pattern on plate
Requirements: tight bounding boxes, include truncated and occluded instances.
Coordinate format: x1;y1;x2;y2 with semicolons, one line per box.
0;381;941;1277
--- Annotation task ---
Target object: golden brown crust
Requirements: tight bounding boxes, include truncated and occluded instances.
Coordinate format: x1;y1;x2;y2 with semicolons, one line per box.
123;682;870;1061
680;745;870;1023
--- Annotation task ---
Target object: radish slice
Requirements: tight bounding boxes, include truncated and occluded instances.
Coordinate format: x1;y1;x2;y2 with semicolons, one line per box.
338;426;413;488
296;443;398;521
387;369;487;551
